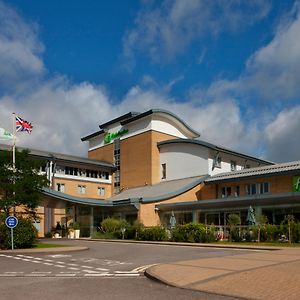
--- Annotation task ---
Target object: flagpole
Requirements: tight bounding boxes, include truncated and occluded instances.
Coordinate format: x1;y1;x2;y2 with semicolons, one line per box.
12;112;16;214
12;113;16;170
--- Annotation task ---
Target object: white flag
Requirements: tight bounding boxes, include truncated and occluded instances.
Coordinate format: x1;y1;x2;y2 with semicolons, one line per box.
0;127;14;140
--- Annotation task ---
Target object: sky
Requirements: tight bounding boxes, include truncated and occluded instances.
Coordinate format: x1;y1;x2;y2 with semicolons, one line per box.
0;0;300;163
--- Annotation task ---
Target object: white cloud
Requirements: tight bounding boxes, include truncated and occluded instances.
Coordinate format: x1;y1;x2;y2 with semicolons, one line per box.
123;0;271;64
1;0;299;164
265;106;300;162
241;1;300;99
0;1;44;93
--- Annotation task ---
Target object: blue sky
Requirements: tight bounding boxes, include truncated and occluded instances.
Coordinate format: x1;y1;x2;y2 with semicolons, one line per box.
0;0;300;162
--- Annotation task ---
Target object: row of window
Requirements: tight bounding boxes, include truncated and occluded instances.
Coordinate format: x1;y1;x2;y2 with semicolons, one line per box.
56;166;109;180
221;182;270;198
213;156;251;171
114;139;121;194
56;183;106;197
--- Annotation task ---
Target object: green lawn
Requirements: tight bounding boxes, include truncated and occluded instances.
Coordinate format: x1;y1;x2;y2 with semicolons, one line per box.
33;243;68;248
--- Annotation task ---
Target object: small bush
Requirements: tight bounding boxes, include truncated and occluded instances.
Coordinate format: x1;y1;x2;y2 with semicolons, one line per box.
44;231;52;238
171;223;216;243
138;226;167;241
0;217;37;249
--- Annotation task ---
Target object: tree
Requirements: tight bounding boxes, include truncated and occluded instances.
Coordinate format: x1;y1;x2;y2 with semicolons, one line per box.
0;148;49;216
227;213;241;242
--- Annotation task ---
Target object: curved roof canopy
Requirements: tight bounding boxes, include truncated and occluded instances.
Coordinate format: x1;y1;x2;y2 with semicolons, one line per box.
81;109;200;141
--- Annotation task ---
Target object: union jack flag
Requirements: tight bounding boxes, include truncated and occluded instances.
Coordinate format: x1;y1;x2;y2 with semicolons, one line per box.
16;115;33;133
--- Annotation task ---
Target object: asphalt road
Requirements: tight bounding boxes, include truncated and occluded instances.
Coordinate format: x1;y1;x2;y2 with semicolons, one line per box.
0;240;250;299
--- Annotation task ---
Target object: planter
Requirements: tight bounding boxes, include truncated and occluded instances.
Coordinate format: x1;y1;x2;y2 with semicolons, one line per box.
75;229;80;239
54;232;61;238
68;230;75;239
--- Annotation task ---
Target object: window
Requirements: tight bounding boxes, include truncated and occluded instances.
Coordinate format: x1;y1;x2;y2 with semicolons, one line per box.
234;186;240;197
214;156;222;168
221;186;240;198
230;160;237;171
161;163;166;179
78;185;86;194
245;182;270;195
97;187;105;197
56;183;65;193
114;139;121;193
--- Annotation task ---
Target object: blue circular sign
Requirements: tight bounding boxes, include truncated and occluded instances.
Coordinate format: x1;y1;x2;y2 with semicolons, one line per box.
5;216;18;229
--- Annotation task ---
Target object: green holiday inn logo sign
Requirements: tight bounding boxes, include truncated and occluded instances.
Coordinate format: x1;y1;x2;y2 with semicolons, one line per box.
293;176;300;192
104;129;128;144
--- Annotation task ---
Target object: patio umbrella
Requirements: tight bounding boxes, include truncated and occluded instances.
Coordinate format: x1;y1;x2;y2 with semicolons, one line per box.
169;211;177;229
246;206;256;225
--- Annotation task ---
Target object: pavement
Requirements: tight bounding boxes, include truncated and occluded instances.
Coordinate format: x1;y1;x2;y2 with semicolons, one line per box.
1;239;300;299
145;246;300;300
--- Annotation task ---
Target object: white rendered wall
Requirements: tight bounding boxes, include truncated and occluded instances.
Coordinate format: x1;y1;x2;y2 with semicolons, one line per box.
88;115;191;151
159;144;209;181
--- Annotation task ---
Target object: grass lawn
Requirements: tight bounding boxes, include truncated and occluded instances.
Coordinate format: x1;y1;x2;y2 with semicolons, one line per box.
33;243;68;248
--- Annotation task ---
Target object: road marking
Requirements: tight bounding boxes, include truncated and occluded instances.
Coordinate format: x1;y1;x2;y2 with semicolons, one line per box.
43;262;54;266
48;254;71;258
53;264;66;268
83;273;114;277
25;274;46;277
68;267;80;270
115;273;140;277
5;272;24;274
55;274;77;277
68;263;78;266
95;267;109;271
81;265;93;269
82;269;101;274
131;264;157;272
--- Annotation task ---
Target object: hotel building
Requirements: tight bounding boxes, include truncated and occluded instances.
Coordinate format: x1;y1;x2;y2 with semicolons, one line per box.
1;109;300;237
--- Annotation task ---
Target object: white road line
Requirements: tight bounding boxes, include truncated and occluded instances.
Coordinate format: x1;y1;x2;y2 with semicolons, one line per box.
43;259;54;262
131;264;157;272
0;274;17;277
68;263;78;266
95;267;109;271
32;261;42;263
68;267;80;270
115;273;140;277
82;270;101;274
32;272;52;274
53;265;66;268
5;272;24;274
25;274;46;277
56;261;65;264
43;262;54;266
84;273;114;277
114;271;139;274
55;274;77;277
81;265;93;269
12;257;22;260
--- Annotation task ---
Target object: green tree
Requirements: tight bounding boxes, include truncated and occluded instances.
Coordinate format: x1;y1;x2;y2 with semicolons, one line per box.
227;213;241;242
0;148;49;216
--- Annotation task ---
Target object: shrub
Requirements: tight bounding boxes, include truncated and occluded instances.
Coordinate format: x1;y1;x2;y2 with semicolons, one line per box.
171;223;216;243
138;226;167;241
0;217;37;249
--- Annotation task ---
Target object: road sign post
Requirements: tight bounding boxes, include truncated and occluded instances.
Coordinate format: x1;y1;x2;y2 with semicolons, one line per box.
5;216;18;250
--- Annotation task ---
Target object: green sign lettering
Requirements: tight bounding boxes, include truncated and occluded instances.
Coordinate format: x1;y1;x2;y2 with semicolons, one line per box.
104;129;128;144
292;176;300;192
